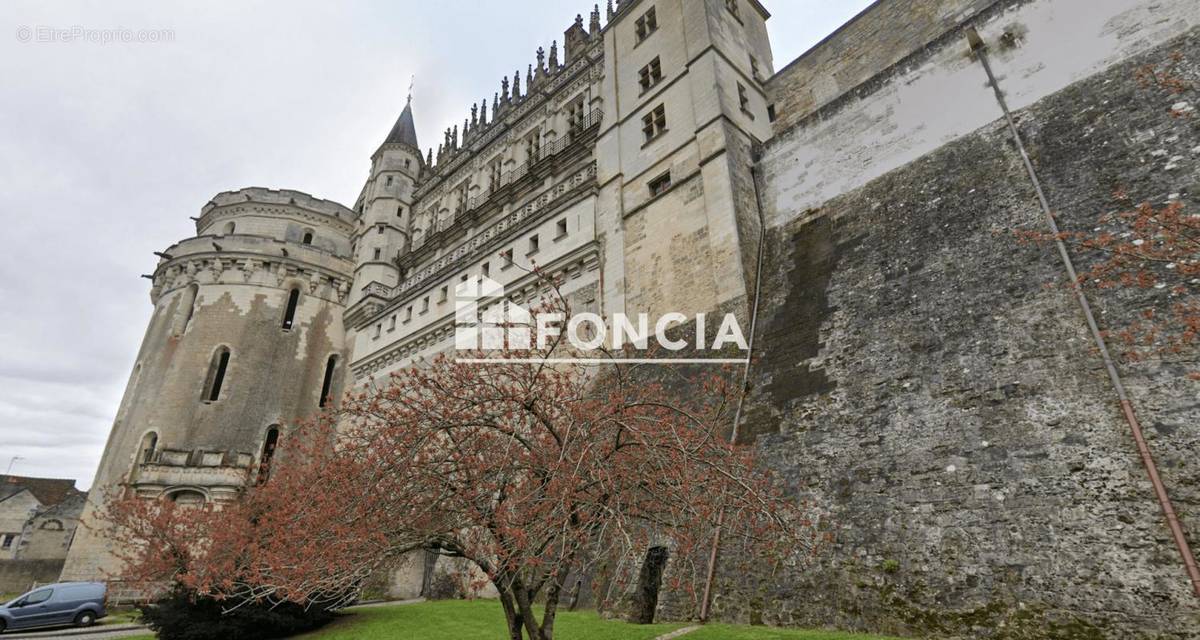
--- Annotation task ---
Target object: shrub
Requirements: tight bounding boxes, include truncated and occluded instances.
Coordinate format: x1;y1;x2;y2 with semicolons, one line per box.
139;589;336;640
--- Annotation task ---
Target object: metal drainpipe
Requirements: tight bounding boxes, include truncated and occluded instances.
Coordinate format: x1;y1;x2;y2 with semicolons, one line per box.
699;147;770;622
967;28;1200;599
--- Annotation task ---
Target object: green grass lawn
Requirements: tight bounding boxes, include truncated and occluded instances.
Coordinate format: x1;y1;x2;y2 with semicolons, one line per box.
292;600;905;640
686;623;906;640
298;599;682;640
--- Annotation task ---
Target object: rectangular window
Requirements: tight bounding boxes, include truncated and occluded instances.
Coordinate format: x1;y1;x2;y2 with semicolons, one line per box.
439;286;448;303
767;104;776;122
528;234;540;254
750;56;760;80
526;130;542;162
649;171;672;197
406;306;413;321
374;323;382;339
642;104;667;143
556;218;568;238
385;175;394;186
566;97;586;139
421;297;430;313
397;205;405;217
482;262;491;277
738;82;751;112
635;7;657;42
489;157;503;192
377;225;385;234
502;249;514;268
726;0;740;21
373;248;382;260
389;315;397;331
2;534;15;549
638;57;663;93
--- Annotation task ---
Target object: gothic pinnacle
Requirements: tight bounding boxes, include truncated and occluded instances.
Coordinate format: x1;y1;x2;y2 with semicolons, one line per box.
480;98;487;126
590;5;601;33
526;64;533;89
549;40;559;69
607;0;614;20
513;71;521;98
536;46;545;72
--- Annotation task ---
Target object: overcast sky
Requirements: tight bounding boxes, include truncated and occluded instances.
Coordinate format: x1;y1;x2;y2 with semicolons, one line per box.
0;1;872;488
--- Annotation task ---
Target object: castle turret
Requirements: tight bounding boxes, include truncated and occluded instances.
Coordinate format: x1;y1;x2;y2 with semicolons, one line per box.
61;188;358;581
350;98;423;306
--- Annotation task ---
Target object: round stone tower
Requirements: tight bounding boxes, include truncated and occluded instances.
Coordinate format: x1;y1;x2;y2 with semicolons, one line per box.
61;187;358;581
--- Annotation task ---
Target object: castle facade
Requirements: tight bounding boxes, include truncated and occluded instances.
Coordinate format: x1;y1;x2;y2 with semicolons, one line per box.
62;0;1200;636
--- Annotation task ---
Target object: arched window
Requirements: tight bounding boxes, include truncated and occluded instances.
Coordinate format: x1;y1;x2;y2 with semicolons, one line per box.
138;431;158;464
222;221;236;235
258;426;280;485
319;355;338;408
39;519;64;531
203;347;231;402
282;288;300;330
302;230;314;245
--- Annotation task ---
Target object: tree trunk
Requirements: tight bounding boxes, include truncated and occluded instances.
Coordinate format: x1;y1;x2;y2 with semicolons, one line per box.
496;579;524;640
540;571;566;640
511;578;544;640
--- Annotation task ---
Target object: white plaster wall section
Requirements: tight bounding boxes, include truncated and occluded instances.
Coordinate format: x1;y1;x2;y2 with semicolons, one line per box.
762;0;1200;225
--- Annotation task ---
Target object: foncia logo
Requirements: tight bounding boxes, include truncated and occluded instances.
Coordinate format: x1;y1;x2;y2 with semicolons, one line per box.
454;276;749;364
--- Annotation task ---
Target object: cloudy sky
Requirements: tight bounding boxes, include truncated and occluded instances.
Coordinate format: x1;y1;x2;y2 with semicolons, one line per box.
0;1;872;488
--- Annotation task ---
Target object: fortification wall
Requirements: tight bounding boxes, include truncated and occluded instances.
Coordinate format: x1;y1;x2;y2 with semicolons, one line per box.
742;0;1200;636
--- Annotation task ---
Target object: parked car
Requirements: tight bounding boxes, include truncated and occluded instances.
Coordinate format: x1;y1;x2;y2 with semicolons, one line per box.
0;582;107;633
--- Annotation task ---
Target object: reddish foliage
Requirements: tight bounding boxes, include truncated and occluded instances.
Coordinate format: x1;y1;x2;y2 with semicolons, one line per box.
100;273;822;640
1015;199;1200;367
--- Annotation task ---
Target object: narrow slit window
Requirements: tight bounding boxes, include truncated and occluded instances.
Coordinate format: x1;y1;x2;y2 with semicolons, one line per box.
258;427;280;484
204;347;231;402
319;356;338;408
282;288;300;330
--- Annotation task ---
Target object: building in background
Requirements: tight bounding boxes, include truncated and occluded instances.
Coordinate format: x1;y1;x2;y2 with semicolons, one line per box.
0;475;85;594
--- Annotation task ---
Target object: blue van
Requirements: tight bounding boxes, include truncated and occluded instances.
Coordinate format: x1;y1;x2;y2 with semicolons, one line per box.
0;582;107;632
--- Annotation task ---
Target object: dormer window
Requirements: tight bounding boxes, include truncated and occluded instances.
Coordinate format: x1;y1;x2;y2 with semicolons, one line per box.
635;7;658;42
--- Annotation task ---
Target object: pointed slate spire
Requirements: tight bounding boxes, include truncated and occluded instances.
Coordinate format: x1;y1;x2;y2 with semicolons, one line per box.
384;95;419;149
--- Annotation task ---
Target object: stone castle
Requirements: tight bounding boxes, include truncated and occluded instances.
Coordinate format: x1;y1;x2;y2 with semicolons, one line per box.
61;0;1200;636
